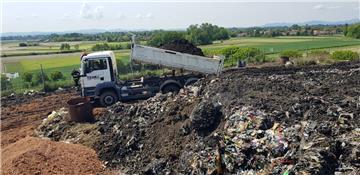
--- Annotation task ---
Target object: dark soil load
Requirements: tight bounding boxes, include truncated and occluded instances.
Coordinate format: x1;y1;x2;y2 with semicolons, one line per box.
159;39;205;56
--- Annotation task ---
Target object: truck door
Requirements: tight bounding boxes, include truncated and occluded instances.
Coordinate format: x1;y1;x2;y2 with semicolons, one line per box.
82;57;111;88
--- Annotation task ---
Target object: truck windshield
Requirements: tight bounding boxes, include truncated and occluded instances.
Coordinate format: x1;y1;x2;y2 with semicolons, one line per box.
84;58;108;73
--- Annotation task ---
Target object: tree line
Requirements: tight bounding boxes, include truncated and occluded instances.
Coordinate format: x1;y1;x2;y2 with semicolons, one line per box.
2;23;360;43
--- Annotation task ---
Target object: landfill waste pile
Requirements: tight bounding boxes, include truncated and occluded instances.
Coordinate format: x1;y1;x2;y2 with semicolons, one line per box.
36;108;101;148
38;61;360;174
160;39;205;56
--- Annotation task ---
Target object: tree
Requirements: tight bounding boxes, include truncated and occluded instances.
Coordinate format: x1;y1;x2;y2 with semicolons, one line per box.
186;23;230;45
346;23;360;39
147;31;185;47
74;44;79;50
60;43;71;50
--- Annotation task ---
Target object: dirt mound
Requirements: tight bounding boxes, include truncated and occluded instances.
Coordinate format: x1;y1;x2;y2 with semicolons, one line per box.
159;39;205;56
1;137;107;175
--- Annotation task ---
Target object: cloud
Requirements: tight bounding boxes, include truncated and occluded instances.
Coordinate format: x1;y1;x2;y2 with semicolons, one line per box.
15;16;21;21
32;14;38;18
313;4;343;10
313;4;324;10
62;13;71;20
117;12;126;20
135;13;153;19
136;13;143;19
80;3;92;19
145;13;153;19
94;6;104;19
80;2;104;20
327;6;342;10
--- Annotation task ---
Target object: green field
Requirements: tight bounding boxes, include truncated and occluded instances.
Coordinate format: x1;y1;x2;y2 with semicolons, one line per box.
201;36;360;55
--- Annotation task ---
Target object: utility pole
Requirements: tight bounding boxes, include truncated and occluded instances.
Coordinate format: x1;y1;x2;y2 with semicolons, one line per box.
40;64;45;92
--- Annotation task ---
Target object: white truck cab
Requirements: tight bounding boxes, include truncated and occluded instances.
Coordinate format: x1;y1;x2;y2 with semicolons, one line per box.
80;51;118;100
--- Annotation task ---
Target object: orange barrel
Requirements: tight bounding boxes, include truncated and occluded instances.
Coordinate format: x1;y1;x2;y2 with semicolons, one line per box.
67;97;94;122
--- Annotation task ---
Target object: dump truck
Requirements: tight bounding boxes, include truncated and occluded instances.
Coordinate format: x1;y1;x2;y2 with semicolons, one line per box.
72;41;224;106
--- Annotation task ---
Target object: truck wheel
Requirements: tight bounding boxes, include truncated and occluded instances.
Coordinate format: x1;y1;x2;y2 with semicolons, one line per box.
185;78;199;86
100;91;118;106
162;84;180;94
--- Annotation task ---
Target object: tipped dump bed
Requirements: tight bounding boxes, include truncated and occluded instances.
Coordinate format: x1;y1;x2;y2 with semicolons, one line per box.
131;44;224;75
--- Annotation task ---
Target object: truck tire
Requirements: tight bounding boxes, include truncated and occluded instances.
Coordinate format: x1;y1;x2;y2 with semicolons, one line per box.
185;78;199;86
99;91;118;107
162;84;180;94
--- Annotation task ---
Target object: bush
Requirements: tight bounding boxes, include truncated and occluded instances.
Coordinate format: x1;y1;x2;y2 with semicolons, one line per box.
331;50;359;61
50;71;64;81
92;43;110;51
1;75;12;90
126;43;132;49
117;60;130;74
294;57;318;66
229;48;264;63
44;81;73;92
32;72;49;85
280;50;302;58
19;43;27;47
221;46;240;58
60;43;71;50
21;72;33;82
307;50;331;62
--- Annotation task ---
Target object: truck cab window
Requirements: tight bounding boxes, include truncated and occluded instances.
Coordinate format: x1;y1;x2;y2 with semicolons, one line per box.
85;59;107;73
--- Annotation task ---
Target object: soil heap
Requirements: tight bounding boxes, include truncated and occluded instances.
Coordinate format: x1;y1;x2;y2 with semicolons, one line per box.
159;39;205;56
1;137;107;175
39;61;360;174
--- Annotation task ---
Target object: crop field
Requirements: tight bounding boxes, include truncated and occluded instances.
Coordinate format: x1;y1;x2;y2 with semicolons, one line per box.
0;40;146;56
201;36;360;55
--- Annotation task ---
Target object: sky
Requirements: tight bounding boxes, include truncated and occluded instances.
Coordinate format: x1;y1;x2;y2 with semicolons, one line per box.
1;0;359;33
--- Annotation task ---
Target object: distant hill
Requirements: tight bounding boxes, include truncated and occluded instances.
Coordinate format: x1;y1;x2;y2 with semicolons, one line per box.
263;18;359;27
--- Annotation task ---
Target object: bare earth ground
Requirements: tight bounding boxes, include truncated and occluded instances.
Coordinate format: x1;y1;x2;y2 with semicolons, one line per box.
1;90;77;147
